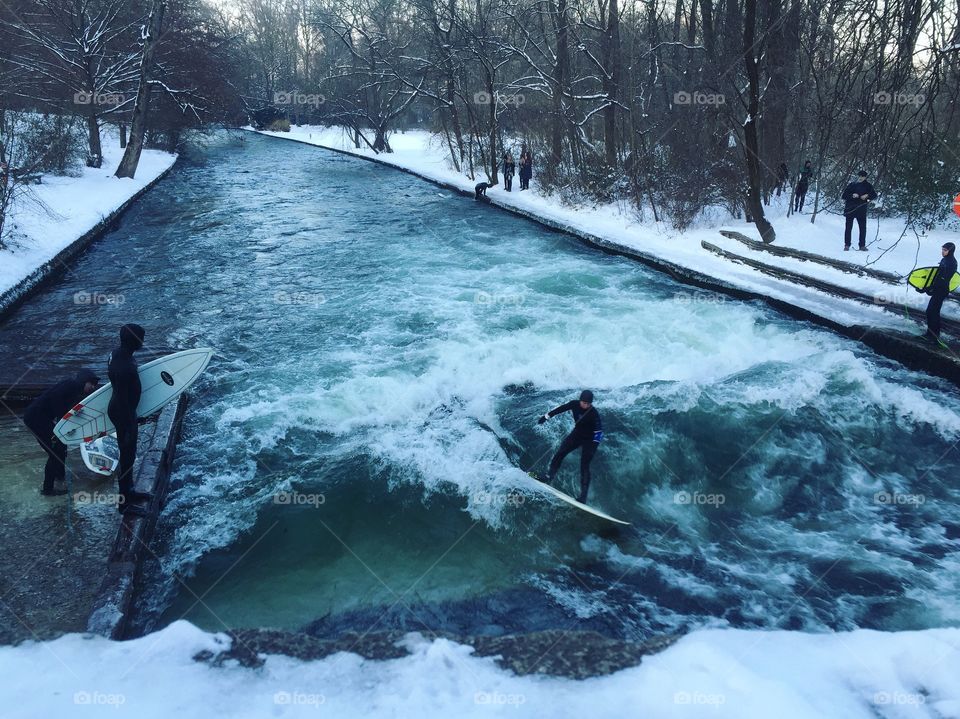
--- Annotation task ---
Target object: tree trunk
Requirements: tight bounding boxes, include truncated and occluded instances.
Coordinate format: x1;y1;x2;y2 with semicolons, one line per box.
603;0;621;166
551;0;570;165
487;72;498;183
115;0;166;179
86;112;103;168
120;123;127;148
743;0;776;242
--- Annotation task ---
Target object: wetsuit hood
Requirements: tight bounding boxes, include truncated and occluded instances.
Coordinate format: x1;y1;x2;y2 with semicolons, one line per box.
75;369;99;386
119;323;145;352
944;242;956;257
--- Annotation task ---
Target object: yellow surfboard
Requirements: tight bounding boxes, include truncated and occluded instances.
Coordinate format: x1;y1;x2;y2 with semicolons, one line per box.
907;266;960;293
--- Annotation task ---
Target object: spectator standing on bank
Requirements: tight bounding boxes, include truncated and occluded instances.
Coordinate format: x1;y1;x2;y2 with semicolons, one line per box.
841;170;877;251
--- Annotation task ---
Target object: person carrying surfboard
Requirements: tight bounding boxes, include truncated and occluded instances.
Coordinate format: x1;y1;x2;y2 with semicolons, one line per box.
537;390;603;503
108;323;152;516
924;242;958;342
22;369;99;495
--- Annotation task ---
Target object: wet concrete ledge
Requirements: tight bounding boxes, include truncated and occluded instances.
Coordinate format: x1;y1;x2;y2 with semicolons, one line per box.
86;393;188;640
0;163;177;324
257;130;960;388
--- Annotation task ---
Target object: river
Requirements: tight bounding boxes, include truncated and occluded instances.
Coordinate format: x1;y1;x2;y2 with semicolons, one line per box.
1;131;958;642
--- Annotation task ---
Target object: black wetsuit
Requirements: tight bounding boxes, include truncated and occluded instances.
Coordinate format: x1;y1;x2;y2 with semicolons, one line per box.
841;179;877;249
107;324;144;511
22;370;98;492
544;401;603;502
926;253;958;339
475;182;493;200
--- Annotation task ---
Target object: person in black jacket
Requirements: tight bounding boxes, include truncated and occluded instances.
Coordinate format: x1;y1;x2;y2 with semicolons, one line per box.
536;390;603;503
475;181;495;200
518;149;533;190
794;161;812;212
22;369;99;495
775;163;789;197
107;323;152;515
502;153;516;192
925;242;958;342
841;170;877;251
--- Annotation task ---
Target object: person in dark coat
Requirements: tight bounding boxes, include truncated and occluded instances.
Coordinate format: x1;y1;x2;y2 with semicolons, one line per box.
841;170;877;251
924;242;958;342
775;163;789;197
502;153;516;192
794;160;812;213
536;390;604;503
107;323;152;515
22;369;99;495
518;149;533;190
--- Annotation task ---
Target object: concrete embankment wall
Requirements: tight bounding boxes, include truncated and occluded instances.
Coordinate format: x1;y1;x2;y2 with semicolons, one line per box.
86;393;189;639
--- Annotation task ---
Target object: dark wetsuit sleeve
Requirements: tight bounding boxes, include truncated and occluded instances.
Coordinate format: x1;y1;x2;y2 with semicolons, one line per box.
546;400;578;419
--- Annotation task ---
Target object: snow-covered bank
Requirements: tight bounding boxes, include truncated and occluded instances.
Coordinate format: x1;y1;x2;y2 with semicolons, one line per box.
0;131;177;300
2;620;958;717
257;126;959;332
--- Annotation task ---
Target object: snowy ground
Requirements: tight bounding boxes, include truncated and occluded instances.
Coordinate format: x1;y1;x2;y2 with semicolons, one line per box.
258;125;960;331
0;128;177;298
1;620;958;718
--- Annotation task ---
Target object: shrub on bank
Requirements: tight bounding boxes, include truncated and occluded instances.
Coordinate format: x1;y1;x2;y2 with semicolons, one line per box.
269;119;291;132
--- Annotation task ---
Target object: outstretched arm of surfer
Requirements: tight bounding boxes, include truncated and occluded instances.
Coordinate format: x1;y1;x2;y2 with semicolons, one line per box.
537;400;578;424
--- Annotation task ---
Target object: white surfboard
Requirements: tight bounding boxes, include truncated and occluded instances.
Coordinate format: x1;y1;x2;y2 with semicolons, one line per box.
80;435;119;476
53;348;214;446
529;474;630;525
